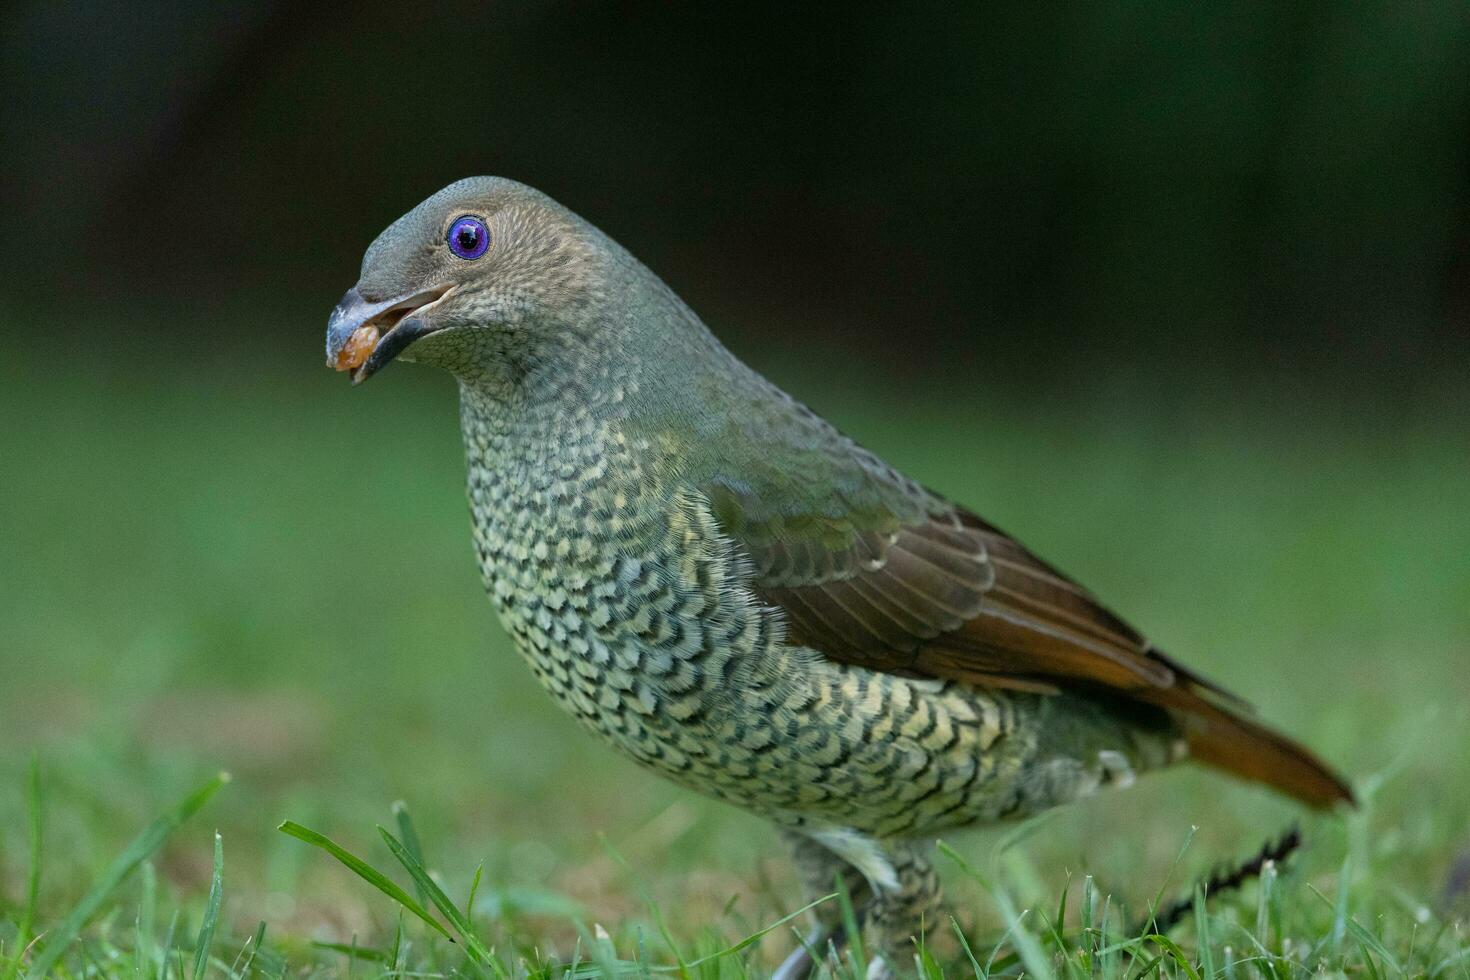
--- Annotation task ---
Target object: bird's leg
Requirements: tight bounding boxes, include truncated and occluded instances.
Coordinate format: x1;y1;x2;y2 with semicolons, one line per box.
858;839;942;977
778;831;943;978
773;830;873;979
785;829;875;931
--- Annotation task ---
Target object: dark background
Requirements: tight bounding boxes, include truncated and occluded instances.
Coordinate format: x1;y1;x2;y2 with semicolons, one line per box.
6;1;1469;394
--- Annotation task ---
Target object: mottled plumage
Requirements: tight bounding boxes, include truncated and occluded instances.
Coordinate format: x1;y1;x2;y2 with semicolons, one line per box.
325;177;1352;977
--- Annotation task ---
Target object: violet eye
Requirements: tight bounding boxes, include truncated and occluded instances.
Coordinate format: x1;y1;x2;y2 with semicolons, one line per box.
447;216;489;259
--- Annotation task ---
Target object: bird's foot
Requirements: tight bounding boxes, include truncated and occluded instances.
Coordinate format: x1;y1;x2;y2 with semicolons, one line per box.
771;925;833;980
770;946;813;980
770;925;902;979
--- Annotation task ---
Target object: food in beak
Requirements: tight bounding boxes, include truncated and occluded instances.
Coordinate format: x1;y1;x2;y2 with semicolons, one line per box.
335;324;382;372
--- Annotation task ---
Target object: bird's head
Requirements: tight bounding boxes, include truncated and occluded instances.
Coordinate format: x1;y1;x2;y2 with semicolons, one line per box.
326;176;621;385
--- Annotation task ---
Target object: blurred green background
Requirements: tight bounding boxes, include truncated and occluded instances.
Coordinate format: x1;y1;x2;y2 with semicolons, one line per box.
1;0;1467;962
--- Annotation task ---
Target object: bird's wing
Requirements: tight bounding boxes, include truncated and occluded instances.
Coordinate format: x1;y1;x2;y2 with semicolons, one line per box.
708;472;1194;695
699;459;1353;808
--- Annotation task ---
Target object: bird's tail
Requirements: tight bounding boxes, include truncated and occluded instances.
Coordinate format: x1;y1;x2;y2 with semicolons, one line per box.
1169;693;1354;808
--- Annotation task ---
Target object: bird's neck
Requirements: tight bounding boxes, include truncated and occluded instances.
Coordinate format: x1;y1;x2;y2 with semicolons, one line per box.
453;293;752;476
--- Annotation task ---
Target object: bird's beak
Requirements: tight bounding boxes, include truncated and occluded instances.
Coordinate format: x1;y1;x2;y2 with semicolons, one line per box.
325;285;454;384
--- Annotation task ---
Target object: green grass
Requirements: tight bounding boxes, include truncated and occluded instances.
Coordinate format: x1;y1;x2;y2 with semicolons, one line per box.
1;339;1467;976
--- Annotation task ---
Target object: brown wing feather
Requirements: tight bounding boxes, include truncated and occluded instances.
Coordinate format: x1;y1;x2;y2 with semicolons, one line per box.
749;506;1353;808
761;509;1173;690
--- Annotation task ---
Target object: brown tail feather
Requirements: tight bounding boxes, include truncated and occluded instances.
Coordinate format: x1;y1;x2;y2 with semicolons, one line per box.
1161;692;1354;808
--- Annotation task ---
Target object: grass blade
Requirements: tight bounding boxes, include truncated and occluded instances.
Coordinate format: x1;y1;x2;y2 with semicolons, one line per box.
1140;934;1202;980
311;942;389;964
941;841;1055;980
681;892;835;967
276;821;454;944
191;832;223;980
835;868;867;978
25;772;229;980
465;862;484;924
596;833;689;975
1194;886;1215;980
1;756;43;980
136;862;157;980
160;909;179;980
950;915;984;979
20;758;42;949
391;801;430;906
233;921;267;979
374;825;496;968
